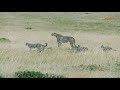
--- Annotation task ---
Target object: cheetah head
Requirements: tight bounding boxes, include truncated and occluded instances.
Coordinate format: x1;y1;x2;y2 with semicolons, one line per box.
26;43;29;46
51;33;57;36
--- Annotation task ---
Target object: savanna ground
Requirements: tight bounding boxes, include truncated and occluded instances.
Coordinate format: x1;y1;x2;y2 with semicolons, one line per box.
0;12;120;78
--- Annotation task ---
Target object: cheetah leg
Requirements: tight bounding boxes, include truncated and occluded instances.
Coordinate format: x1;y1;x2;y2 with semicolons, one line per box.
58;42;61;47
37;48;41;53
70;43;73;49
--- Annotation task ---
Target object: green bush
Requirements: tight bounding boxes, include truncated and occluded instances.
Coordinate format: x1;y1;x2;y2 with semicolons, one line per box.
0;38;11;43
15;70;65;78
0;75;3;78
86;64;99;71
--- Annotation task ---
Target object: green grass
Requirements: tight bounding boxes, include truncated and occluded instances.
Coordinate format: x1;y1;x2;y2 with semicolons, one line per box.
15;70;65;78
0;12;120;33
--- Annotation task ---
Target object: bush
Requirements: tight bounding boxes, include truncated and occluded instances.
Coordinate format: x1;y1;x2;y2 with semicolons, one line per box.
86;64;99;71
0;75;3;78
85;64;109;71
15;70;65;78
0;38;11;43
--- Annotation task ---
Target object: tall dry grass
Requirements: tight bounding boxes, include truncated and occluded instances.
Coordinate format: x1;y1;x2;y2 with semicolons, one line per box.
0;12;120;78
0;30;120;78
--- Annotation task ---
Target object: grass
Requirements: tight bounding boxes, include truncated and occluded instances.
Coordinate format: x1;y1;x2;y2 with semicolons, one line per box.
1;12;120;33
0;12;120;78
15;70;65;78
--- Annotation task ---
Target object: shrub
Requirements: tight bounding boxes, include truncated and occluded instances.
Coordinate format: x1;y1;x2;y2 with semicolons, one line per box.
15;70;65;78
0;74;3;78
0;38;11;43
86;64;99;71
25;27;32;29
83;64;108;71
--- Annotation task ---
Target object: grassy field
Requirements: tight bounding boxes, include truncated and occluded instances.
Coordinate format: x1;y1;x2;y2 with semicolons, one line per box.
0;12;120;78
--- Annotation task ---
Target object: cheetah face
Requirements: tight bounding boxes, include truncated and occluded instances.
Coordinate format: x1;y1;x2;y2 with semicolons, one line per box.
78;45;80;47
26;43;28;46
51;33;57;36
51;33;55;36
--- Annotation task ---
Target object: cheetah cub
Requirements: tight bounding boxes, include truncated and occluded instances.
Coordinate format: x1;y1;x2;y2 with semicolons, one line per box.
101;45;116;51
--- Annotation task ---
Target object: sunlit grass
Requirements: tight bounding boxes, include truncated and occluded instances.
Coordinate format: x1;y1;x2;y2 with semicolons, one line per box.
0;12;120;78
